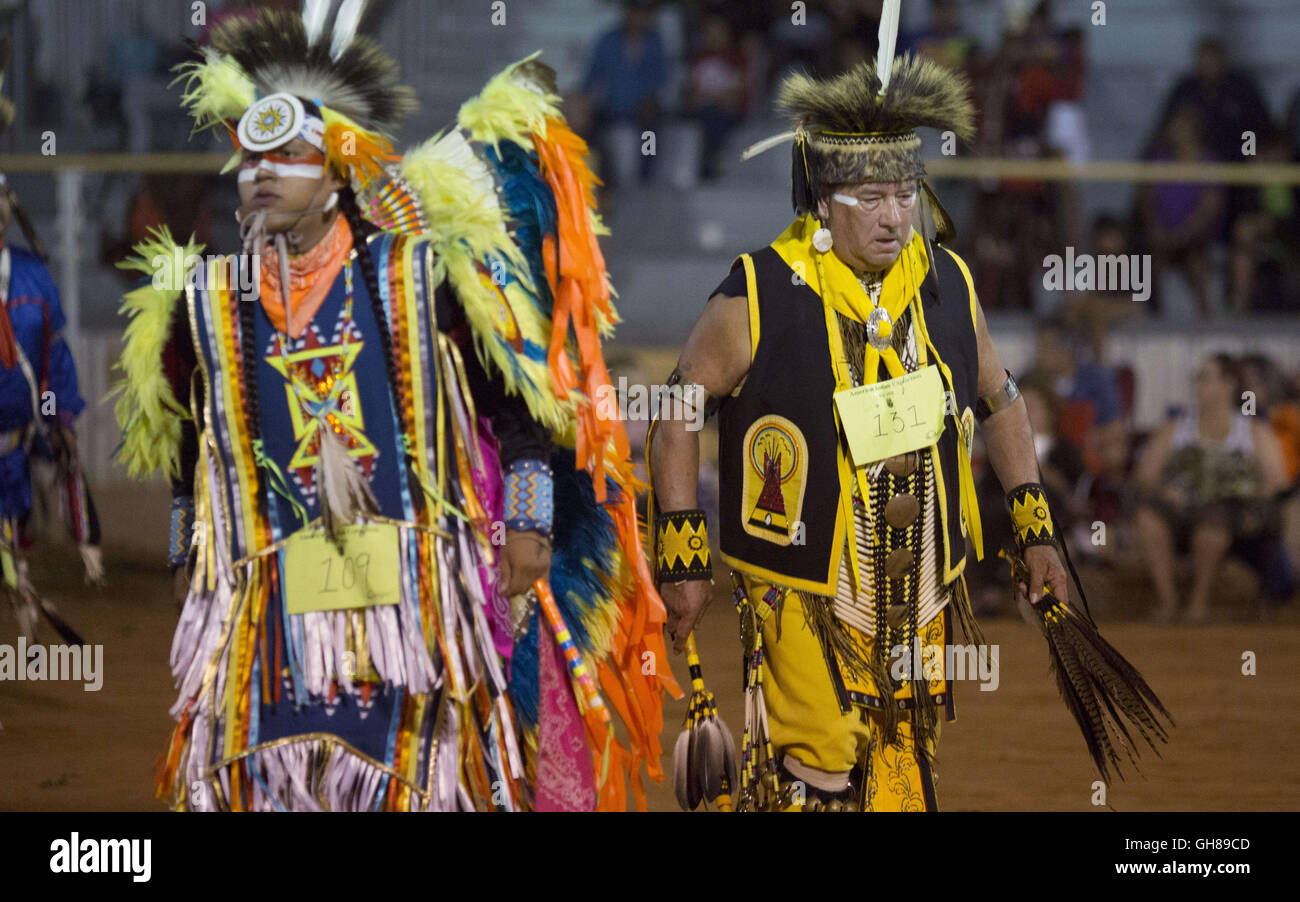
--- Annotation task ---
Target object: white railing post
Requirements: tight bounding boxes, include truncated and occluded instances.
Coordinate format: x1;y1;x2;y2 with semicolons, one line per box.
55;167;83;346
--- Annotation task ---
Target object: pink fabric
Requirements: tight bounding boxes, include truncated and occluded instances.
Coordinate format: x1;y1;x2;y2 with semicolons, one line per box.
534;617;596;811
471;417;514;663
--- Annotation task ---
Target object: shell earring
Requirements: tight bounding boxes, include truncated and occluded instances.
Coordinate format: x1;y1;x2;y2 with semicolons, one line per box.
812;227;833;253
324;191;339;212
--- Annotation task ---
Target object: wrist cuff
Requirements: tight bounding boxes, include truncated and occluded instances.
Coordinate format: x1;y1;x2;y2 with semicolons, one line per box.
976;370;1020;422
504;459;554;537
1006;482;1056;549
169;496;195;569
655;509;712;582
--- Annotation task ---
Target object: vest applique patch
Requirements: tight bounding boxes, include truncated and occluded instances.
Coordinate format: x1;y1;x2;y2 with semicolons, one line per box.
741;415;809;546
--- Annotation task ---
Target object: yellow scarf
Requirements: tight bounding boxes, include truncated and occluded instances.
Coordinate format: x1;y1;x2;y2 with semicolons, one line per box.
770;213;983;591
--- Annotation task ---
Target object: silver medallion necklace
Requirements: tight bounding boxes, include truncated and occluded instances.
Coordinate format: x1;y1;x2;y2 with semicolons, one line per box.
856;270;893;351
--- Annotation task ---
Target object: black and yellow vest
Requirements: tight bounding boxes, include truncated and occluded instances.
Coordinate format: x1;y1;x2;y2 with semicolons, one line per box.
717;241;981;595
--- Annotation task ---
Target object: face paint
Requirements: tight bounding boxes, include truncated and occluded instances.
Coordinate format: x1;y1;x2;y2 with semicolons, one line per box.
238;153;327;183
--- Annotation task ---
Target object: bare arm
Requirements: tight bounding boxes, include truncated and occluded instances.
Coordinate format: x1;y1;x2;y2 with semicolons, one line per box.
1252;420;1289;496
1132;421;1176;494
975;300;1040;491
649;291;751;651
973;298;1069;604
649;293;752;511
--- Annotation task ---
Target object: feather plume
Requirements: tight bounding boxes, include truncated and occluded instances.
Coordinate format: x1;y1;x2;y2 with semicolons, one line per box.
457;52;561;153
174;49;257;133
876;0;901;94
778;53;975;141
109;228;205;479
1008;553;1173;782
739;129;798;161
314;422;378;547
302;0;332;48
330;0;368;62
208;9;415;135
400;128;564;430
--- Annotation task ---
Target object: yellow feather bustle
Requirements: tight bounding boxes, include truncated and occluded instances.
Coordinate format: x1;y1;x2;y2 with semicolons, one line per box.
109;228;205;480
400;128;566;431
456;51;561;153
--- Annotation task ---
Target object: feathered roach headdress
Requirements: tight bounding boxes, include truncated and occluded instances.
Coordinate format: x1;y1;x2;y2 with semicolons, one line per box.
174;0;416;203
742;0;974;240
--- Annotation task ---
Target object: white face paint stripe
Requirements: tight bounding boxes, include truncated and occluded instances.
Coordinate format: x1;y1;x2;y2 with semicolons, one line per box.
832;192;860;206
237;160;327;183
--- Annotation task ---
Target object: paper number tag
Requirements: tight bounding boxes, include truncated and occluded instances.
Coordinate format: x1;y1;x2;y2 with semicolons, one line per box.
834;365;947;467
284;523;401;614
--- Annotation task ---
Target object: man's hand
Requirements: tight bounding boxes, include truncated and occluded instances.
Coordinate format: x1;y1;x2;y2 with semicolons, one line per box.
1019;544;1069;606
661;579;711;654
500;529;552;597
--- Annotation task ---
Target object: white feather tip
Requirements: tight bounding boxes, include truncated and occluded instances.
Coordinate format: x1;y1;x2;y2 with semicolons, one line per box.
302;0;332;48
739;130;797;162
330;0;368;61
877;0;901;95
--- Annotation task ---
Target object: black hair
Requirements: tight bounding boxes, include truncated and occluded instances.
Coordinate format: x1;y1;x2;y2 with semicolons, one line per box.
337;187;424;511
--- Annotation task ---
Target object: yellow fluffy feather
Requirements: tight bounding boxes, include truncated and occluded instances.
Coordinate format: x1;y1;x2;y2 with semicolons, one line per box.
456;52;561;153
401;130;566;430
109;228;206;479
174;50;256;132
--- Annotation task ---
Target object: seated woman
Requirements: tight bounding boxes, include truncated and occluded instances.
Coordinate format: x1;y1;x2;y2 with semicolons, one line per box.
1132;354;1290;623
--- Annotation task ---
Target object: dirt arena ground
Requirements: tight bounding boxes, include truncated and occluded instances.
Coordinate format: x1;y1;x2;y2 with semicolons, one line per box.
3;547;1298;812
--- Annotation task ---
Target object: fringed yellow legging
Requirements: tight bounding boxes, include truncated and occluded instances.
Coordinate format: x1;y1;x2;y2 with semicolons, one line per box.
743;575;943;812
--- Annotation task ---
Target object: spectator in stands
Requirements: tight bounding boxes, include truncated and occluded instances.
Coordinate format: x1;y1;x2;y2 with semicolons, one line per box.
1151;37;1274;260
575;0;667;191
1229;129;1300;313
684;14;748;181
1063;213;1145;360
1152;38;1273;169
1240;353;1300;486
1029;317;1128;480
905;0;977;75
103;174;215;282
1138;105;1226;316
827;0;883;68
1243;353;1300;605
968;2;1082;310
765;0;837;85
1133;353;1292;623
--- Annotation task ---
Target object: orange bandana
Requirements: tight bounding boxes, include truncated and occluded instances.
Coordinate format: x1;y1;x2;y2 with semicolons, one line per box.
258;215;353;339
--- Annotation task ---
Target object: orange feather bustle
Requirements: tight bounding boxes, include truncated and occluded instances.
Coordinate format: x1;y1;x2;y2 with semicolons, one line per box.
533;117;682;810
